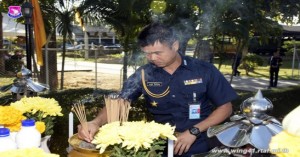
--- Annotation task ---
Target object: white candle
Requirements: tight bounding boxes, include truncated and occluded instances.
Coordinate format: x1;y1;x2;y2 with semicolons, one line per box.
69;112;73;138
168;138;174;157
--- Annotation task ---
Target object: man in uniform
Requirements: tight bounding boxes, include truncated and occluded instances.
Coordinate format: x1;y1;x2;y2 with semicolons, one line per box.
269;50;283;88
78;22;238;156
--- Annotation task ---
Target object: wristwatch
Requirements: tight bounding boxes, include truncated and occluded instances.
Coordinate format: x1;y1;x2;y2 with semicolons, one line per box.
189;127;201;138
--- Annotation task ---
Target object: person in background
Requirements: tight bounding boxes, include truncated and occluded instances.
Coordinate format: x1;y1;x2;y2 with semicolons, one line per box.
10;50;24;60
77;22;238;157
269;50;283;88
232;53;241;76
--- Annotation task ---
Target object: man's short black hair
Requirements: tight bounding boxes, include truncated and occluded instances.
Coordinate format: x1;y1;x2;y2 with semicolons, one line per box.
137;22;177;48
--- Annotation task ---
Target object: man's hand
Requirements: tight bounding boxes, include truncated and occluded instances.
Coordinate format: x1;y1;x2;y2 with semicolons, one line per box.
174;130;197;155
77;121;100;143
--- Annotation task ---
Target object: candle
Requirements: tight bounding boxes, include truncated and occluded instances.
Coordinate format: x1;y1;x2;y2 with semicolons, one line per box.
69;112;73;138
168;138;173;157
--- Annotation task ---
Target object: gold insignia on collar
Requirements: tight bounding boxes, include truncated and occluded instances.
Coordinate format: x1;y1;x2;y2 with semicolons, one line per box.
151;101;158;107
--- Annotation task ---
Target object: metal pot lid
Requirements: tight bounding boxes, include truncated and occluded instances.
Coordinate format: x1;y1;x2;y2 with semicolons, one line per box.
215;122;252;148
207;122;238;138
207;90;283;150
250;125;275;150
240;90;273;118
16;65;32;79
230;114;246;121
0;66;49;94
27;79;49;92
10;85;26;93
265;122;283;135
208;118;283;150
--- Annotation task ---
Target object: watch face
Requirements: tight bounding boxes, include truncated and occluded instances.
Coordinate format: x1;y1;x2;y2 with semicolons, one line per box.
190;127;200;136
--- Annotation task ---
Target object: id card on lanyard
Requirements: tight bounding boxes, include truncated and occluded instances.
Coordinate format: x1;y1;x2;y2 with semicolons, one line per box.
189;92;201;119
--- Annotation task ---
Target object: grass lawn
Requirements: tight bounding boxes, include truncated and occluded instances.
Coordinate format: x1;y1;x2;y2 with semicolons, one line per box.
215;56;300;80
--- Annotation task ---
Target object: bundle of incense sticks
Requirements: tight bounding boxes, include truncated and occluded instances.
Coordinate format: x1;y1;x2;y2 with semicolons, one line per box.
71;102;88;134
104;95;131;124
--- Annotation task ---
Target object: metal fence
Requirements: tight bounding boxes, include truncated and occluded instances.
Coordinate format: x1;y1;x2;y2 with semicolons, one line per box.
2;45;300;98
0;47;130;98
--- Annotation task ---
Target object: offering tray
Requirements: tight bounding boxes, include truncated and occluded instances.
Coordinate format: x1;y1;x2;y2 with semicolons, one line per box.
68;134;110;157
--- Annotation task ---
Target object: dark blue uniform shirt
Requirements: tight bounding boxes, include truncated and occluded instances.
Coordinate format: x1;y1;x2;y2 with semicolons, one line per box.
120;55;238;156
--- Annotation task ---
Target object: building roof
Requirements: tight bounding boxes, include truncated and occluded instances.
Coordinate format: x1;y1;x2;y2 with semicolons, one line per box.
281;25;300;39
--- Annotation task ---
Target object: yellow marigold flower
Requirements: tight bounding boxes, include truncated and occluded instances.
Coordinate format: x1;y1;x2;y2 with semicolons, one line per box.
4;116;27;132
0;148;59;157
5;122;21;132
35;121;46;133
269;131;300;157
0;106;23;125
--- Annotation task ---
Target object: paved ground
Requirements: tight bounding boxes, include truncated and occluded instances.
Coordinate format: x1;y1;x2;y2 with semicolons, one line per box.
58;59;300;92
225;75;299;92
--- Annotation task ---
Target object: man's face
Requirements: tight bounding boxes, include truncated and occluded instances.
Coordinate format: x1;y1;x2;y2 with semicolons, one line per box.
141;41;179;68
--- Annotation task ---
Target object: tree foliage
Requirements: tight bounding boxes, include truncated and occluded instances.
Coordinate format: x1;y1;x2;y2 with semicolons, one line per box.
77;0;152;81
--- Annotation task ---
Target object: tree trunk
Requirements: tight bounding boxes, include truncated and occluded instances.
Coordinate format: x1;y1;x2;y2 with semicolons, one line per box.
122;50;128;84
194;40;213;63
122;36;130;84
60;35;67;90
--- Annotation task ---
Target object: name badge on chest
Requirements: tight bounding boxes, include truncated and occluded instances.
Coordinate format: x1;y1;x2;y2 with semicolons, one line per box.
189;103;201;119
188;92;201;119
147;82;162;87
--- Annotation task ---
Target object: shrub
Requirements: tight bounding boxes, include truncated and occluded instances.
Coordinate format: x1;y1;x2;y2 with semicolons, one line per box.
240;54;264;75
282;40;300;57
5;59;23;73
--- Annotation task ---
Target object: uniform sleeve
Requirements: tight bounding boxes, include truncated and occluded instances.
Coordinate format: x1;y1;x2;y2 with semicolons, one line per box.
119;68;143;101
206;65;238;106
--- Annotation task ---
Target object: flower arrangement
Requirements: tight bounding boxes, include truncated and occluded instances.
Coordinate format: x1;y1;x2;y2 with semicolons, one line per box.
92;121;177;157
0;106;25;132
269;105;300;157
10;96;63;136
0;148;59;157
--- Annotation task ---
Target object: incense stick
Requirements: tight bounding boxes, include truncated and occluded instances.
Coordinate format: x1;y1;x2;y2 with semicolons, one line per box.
104;95;131;124
72;102;89;134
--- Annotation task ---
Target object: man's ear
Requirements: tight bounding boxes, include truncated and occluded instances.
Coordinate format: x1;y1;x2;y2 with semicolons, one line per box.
172;41;179;52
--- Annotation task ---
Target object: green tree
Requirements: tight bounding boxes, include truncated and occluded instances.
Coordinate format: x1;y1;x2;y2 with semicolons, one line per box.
161;0;198;55
195;1;283;71
53;0;76;90
78;0;151;82
267;0;300;25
